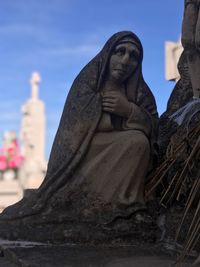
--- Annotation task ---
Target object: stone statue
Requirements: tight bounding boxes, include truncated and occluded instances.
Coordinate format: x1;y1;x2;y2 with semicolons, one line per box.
0;31;158;243
147;2;200;264
182;0;200;98
158;0;200;153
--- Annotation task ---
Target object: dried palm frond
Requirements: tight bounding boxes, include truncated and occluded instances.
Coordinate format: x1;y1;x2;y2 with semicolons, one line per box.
145;122;200;263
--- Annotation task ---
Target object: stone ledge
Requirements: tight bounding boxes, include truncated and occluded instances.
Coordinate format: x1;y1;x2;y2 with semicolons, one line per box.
0;239;193;267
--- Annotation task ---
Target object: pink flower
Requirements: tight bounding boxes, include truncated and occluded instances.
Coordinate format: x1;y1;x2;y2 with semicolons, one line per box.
0;156;7;171
0;136;24;170
8;155;24;169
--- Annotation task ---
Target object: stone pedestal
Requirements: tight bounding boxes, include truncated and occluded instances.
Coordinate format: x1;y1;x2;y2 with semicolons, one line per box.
0;180;23;213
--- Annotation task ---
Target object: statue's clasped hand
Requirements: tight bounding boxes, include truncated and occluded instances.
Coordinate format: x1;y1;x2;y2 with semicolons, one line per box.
102;91;132;118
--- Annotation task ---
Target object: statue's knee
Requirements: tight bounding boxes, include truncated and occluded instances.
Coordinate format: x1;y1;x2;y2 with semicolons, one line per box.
136;134;150;153
127;132;149;152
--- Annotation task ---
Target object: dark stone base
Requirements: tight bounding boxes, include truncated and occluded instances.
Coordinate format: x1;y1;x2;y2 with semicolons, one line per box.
0;240;194;267
153;205;200;260
0;216;159;245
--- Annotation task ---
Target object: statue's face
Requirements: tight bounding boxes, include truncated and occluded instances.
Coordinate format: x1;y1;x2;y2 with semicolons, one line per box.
108;42;140;82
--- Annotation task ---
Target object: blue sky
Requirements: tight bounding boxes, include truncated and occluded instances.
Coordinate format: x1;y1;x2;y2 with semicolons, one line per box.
0;0;184;158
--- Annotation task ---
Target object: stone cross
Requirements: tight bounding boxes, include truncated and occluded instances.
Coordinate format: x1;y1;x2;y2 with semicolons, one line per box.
30;72;41;100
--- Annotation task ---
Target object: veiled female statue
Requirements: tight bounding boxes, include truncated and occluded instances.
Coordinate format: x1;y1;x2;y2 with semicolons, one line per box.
0;31;158;242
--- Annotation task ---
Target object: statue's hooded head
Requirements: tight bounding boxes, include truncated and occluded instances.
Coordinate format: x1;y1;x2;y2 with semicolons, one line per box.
66;31;148;106
76;31;145;103
97;31;143;91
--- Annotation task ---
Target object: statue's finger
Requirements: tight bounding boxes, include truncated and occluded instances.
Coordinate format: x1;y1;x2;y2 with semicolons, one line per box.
102;106;114;113
102;98;116;103
102;97;117;102
102;102;115;108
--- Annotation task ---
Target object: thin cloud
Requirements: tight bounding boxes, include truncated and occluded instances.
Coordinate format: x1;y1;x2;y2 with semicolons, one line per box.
0;23;42;37
0;112;20;123
46;44;101;57
0;24;53;47
0;100;21;109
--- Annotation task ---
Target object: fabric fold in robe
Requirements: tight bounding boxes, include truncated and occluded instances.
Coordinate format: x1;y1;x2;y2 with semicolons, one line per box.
75;130;150;207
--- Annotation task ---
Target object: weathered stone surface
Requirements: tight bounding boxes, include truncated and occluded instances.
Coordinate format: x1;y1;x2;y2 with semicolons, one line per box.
0;240;193;267
0;258;17;267
158;52;193;158
0;213;158;245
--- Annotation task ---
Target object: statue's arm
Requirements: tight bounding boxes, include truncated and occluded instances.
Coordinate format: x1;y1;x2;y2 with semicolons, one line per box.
182;0;199;49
